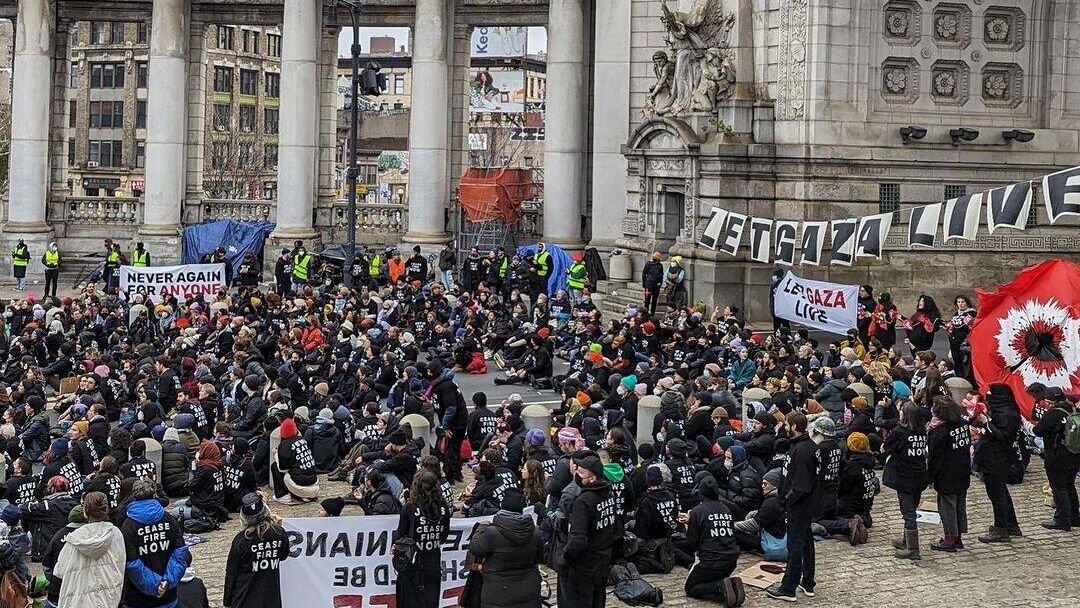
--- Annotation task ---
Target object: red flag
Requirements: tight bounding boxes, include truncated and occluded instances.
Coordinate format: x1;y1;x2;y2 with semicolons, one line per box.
970;259;1080;420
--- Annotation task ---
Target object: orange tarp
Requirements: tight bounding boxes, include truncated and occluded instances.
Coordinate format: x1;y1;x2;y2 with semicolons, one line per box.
459;167;535;224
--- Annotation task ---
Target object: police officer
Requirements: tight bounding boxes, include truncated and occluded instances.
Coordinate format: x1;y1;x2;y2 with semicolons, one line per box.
10;238;29;291
103;240;125;293
567;251;588;305
292;243;314;291
366;248;386;289
556;452;617;608
41;242;60;297
131;241;151;268
531;242;551;300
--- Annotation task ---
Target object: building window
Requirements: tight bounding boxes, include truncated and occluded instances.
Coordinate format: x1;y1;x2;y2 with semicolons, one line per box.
241;29;260;54
238;142;255;166
239;69;258;96
524;156;534;167
265;72;280;98
393;102;403;110
89;101;124;128
90;22;107;45
135;141;145;168
262;181;276;200
137;61;148;88
264;144;278;168
217;26;234;50
878;182;900;213
213;66;233;93
239;105;256;133
90;62;125;88
212;104;231;131
69;61;78;87
136;100;147;129
944;184;967;200
68;138;76;166
394;75;405;95
211;141;228;170
88;140;124;167
69;100;77;128
264;108;279;134
1026;201;1038;228
267;34;282;57
136;22;148;44
111;21;125;44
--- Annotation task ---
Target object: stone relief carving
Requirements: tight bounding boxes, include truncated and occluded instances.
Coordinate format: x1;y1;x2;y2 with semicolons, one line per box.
883;0;921;46
683;178;696;237
637;175;648;233
931;59;970;105
982;62;1023;107
881;57;919;103
932;3;972;49
776;0;808;120
646;0;736;117
983;7;1025;51
648;158;688;175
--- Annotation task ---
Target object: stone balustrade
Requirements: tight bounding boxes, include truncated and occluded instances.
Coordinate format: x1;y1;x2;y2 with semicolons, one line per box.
333;203;408;237
200;199;276;223
65;197;143;225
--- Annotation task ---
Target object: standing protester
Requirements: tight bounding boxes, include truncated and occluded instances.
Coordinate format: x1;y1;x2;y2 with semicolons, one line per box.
884;402;928;560
405;245;429;284
927;396;972;551
223;493;290;608
236;252;262;287
767;412;821;602
11;238;29;291
394;471;451;608
437;241;456;291
1032;389;1080;531
468;489;543;608
769;269;790;332
566;252;588;305
274;249;292;295
120;480;191;608
54;492;125;608
531;243;551;300
903;295;942;355
132;241;151;268
291;243;314;292
664;256;687;310
946;295;977;381
974;383;1023;543
42;242;61;298
555;452;617;608
641;251;664;317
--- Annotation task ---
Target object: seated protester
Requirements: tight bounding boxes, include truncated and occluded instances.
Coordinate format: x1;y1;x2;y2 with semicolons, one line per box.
546;427;588;507
712;407;736;442
521;459;548;510
734;468;787;555
523;429;559;477
683;473;745;606
718;445;763;521
466;392;500;449
468;489;544;608
120;479;190;608
599;449;636;531
360;431;419;498
38;438;85;499
824;432;877;541
108;428;133;467
463;461;505;517
631;464;680;574
665;438;700;512
4;458;37;506
318;497;345;517
253;417;281;487
1;504;30;583
119;439;157;481
604;427;638;477
22;475;79;562
303;408;343;474
580;403;607;451
495;335;553;386
173;414;202;457
332;410;390;483
272;418;320;505
161;427;192;498
810;418;844;529
355;469;402;516
182;441;228;525
735;412;778;474
503;415;529;474
652;391;685;446
840;397;876;439
83;456;123;509
222;438;258;513
68;420;101;477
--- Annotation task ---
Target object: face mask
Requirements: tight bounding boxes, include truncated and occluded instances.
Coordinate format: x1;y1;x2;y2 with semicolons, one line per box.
617;386;628;397
724;460;734;471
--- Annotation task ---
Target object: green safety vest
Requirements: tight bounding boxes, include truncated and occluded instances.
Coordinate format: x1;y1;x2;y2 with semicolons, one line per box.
567;262;587;290
368;254;382;277
498;257;508;278
44;250;60;268
11;246;27;267
107;251;120;266
293;253;312;281
535;251;551;277
132;250;149;267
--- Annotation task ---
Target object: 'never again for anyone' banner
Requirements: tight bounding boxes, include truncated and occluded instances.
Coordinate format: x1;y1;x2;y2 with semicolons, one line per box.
772;271;858;334
119;263;227;303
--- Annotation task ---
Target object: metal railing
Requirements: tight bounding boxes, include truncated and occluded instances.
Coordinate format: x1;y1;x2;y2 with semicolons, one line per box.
64;197;143;225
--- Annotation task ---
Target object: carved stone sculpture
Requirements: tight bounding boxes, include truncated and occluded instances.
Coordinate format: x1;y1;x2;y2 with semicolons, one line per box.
646;51;675;115
649;0;736;116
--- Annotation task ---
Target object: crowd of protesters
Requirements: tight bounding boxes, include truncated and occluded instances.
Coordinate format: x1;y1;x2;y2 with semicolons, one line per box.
0;240;1075;608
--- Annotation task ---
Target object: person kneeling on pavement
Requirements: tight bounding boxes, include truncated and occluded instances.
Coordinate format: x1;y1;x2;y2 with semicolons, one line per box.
682;471;745;606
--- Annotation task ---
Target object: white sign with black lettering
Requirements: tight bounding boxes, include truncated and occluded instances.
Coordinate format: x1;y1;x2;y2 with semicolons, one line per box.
772;271;858;335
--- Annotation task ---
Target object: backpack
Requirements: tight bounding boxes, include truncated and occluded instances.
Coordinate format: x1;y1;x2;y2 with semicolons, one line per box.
1061;409;1080;455
391;536;418;573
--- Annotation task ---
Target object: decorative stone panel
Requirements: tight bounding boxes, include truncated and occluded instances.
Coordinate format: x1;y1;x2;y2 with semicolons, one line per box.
881;57;920;104
981;62;1023;108
932;4;973;50
983;6;1026;51
931;60;970;105
883;1;922;47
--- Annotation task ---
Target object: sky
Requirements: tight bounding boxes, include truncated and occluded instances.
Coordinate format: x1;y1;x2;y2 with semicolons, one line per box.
337;26;547;57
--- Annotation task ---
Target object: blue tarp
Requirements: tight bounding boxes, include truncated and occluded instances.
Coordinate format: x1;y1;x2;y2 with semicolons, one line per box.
517;243;572;296
181;220;276;277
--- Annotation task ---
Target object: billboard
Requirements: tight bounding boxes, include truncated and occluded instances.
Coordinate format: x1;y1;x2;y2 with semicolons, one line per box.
471;26;527;57
470;69;526;113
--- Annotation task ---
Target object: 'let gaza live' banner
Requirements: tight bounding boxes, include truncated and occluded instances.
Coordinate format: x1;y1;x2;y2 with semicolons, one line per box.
772;271;858;335
280;514;491;608
118;263;227;303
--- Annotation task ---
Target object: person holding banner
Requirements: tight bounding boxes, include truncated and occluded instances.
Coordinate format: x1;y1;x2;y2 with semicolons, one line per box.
395;470;451;608
223;492;289;608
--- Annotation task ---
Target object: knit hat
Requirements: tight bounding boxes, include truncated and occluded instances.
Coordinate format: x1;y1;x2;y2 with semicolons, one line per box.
388;430;408;446
763;468;784;488
243;374;262;393
279;418;299;439
163;427;180;443
71;404;89;421
728;444;747;465
526;428;546;447
314;382;330;397
666;438;689;458
500;488;526;514
660;391;680;409
645;464;664;487
0;504;20;526
694;391;713;407
232;436;251;456
850;396;869;412
847;432;870;453
293;406;310;422
132;479;157;499
320;497;345;517
174;413;195;430
695;473;719;500
240;492;270;527
319;407;335;421
51;437;70;457
68;505;87;525
72;420;90;436
152;424;166;442
27;396;45;412
753;411;775;428
810;417;836;437
711;406;728;420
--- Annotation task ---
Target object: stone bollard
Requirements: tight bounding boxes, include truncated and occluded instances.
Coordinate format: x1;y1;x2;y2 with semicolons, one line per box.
741;387;771;426
945;376;973;405
268;428;282;490
142;437;163;483
636;395;662;446
522;403;553;435
849;382;874;404
400;413;433;456
608;250;631;282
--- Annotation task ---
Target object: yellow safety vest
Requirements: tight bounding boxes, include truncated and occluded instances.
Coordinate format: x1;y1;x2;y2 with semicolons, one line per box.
44;250;60;268
132;250;149;267
535;251;551;277
107;251;120;266
293;253;312;281
498;257;508;278
368;254;382;277
11;246;27;267
567;262;587;290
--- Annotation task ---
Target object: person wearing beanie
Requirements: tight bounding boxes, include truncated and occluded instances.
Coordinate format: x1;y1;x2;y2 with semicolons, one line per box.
54;492;126;608
734;467;787;556
556;451;617;608
546;427;587;506
22;475;80;562
766;411;822;602
39;437;86;498
174;413;202;456
160;427;192;498
272;418;319;505
684;391;716;444
20;395;51;465
183;441;229;524
68;419;101;477
468;486;543;608
663;438;698;512
303;406;343;474
42;504;88;606
653;390;685;447
809;417;843;540
224;492;289;608
318;496;346;517
683;469;744;605
826;431;878;545
631;463;681;573
231;374;267;441
732;412;777;474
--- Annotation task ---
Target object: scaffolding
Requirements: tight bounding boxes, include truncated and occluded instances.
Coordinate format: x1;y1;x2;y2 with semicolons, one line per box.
455;167;539;258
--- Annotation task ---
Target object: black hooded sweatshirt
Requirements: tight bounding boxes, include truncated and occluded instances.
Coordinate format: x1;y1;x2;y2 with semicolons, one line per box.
561;479;618;580
836;451;878;520
633;486;679;539
223;525;290;608
780;434;823;517
686;497;739;567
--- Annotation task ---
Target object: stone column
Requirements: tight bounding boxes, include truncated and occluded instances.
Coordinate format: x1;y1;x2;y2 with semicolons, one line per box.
544;0;586;248
588;0;631;249
140;0;190;261
6;0;54;236
404;0;452;245
274;0;323;241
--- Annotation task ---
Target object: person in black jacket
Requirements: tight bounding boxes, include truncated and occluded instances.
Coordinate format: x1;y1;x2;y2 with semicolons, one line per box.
630;464;680;574
466;391;500;447
810;417;843;529
84;456;123;509
555;453;617;608
69;420;101;476
356;468;402;515
303;408;342;473
682;473;745;606
974;383;1023;542
825;433;875;541
641;252;664;317
38;438;85;499
395;471;451;608
223;493;289;608
184;441;228;524
161;428;192;498
883;401;928;560
5;458;37;506
718;445;762;521
468;488;543;608
222;438;258;513
1032;389;1080;531
734;468;787;553
42;504;86;608
22;475;80;561
927;396;972;551
766;411;821;602
272;418;319;504
121;479;191;608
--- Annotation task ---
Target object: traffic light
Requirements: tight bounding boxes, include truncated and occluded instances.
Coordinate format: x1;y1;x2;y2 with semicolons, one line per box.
360;61;387;96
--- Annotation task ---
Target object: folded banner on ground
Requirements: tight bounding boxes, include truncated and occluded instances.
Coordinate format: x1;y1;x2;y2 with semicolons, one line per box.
118;263;227;303
280;514;491;608
970;259;1080;420
772;271;858;334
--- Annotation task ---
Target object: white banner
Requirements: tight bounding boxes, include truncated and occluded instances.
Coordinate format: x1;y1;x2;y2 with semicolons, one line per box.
118;263;227;303
281;514;491;608
773;271;859;335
